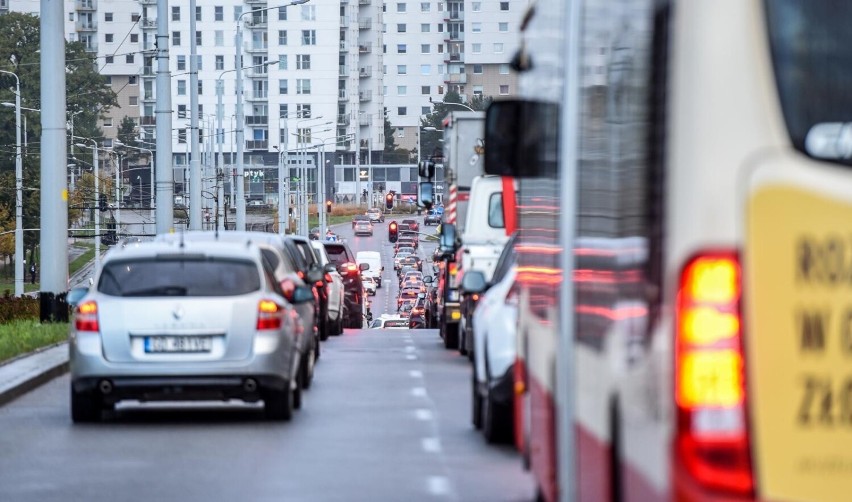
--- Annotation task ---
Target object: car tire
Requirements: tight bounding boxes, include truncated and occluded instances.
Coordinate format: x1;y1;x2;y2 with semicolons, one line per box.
482;386;512;444
302;342;316;390
70;385;102;423
264;386;294;421
472;371;483;429
441;322;458;349
459;322;469;356
293;381;303;410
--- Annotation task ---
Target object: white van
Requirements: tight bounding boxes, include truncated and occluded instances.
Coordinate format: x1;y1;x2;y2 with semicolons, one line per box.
355;251;383;288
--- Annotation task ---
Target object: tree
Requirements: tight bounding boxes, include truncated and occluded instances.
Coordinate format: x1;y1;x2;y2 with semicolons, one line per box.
469;94;492;111
0;13;117;258
381;107;410;164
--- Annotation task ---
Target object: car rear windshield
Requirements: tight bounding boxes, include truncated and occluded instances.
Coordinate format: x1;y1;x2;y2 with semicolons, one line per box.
765;0;852;165
323;244;353;265
98;257;261;297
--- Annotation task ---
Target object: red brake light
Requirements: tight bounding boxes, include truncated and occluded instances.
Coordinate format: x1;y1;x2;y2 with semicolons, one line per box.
257;299;284;330
345;262;358;274
279;279;296;302
74;301;99;332
324;273;333;283
471;293;480;302
675;251;753;495
297;270;305;280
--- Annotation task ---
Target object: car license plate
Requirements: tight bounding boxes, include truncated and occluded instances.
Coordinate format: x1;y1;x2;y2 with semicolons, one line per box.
144;336;213;353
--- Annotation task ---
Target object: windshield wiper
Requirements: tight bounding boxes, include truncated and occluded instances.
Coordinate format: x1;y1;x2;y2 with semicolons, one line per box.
123;286;189;297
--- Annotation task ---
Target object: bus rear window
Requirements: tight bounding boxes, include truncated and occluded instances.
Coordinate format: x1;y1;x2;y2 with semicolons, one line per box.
766;0;852;165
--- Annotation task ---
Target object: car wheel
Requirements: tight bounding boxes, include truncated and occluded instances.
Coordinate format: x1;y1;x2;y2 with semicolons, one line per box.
293;380;303;410
441;322;458;349
459;323;469;356
264;386;294;421
302;342;316;390
70;385;102;423
472;371;483;429
482;386;512;444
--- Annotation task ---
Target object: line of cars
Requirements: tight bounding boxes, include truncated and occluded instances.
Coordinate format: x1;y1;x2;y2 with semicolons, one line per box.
66;230;370;423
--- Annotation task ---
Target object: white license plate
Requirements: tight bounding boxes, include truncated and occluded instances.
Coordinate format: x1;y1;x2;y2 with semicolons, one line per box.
144;336;213;353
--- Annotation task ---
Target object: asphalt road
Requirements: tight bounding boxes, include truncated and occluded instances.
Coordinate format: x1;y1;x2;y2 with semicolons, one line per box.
0;214;534;502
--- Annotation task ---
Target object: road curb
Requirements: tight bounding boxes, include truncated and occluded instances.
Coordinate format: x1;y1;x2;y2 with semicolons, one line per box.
0;342;69;407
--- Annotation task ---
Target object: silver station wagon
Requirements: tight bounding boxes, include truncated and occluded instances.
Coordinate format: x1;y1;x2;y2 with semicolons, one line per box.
69;238;313;422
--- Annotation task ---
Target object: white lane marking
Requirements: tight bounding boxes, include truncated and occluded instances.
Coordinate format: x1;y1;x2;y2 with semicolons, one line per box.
405;345;416;353
409;370;423;378
421;437;442;453
411;387;427;397
414;408;434;421
427;476;451;497
406;354;418;360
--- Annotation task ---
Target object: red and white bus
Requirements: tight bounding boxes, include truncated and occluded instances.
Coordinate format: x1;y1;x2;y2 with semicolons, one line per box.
485;1;852;501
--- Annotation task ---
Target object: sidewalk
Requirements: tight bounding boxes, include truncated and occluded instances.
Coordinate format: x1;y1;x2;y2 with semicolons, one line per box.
0;342;68;407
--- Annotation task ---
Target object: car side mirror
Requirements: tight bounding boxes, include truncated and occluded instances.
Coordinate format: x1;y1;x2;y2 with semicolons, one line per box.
423;275;433;284
291;285;315;304
461;270;488;294
439;223;458;257
359;262;369;271
324;263;337;274
307;267;323;284
66;286;90;307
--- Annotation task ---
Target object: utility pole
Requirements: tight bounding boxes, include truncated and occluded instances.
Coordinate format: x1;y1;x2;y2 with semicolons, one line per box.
155;0;174;234
188;0;201;230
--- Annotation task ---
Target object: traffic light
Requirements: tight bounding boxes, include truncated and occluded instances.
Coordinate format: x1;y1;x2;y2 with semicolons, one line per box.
388;221;398;243
326;200;332;213
99;193;107;212
385;192;394;210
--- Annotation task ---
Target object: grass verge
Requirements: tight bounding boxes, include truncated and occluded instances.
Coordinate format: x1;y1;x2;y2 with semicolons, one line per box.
69;244;96;278
0;320;68;364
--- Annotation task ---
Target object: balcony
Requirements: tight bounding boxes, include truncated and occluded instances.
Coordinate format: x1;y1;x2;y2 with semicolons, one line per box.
245;115;268;126
338;90;348;101
142;67;155;76
246;140;268;150
140;0;155;4
83;43;98;53
445;33;464;42
359;114;370;126
245;67;268;78
140;116;156;126
445;53;463;62
445;73;467;84
141;18;157;29
359;66;371;78
247;91;269;101
358;18;372;30
245;44;269;54
245;18;267;29
337;114;350;126
75;0;96;11
340;16;349;28
359;0;371;4
76;21;97;31
142;93;155;102
358;43;372;54
358;90;371;102
246;0;267;3
444;12;463;21
339;40;348;51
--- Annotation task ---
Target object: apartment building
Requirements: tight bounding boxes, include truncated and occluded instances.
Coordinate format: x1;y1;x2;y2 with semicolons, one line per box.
4;0;522;203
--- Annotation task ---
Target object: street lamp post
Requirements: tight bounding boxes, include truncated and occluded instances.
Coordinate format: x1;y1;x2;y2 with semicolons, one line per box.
116;140;154;216
0;70;23;297
111;151;123;239
235;0;310;231
75;139;101;270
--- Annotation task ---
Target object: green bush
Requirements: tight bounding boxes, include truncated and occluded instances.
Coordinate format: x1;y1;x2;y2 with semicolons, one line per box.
0;294;40;323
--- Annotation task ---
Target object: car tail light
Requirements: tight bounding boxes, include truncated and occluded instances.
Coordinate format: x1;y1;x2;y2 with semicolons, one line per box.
279;279;297;302
257;299;284;330
675;251;754;496
324;273;333;283
449;263;458;276
344;262;359;274
75;301;99;332
472;293;480;302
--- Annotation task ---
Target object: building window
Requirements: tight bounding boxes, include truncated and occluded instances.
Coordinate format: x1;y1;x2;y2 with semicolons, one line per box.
172;31;181;46
296;54;311;70
397;65;407;75
387;168;401;181
104;118;113;127
420;64;430;75
129;96;138;106
472;22;482;33
473;64;483;74
397;3;406;12
177;55;186;71
278;6;287;21
301;30;316;45
500;1;509;10
104;76;112;85
301;5;316;20
279;104;289;118
279;79;288;94
472;43;482;54
421;2;430;12
438;85;444;94
177;104;187;119
196;31;202;46
278;30;287;45
215;6;223;21
421;44;430;54
278;55;288;70
437;23;443;32
499;63;510;74
472;2;482;11
473;85;483;95
196;6;202;21
131;13;140;22
499;22;509;32
397;44;406;54
296;79;311;94
421;85;430;94
233;6;242;22
397;127;405;138
194;55;202;70
215;30;224;46
421;23;430;33
126;54;134;64
104;12;113;22
397;24;406;33
296;128;311;143
105;34;114;43
171;6;180;21
397;85;407;95
398;107;407;116
105;56;113;64
215;55;224;70
128;75;138;85
130;33;138;43
499;85;509;95
177;80;186;95
178;128;187;144
494;43;504;53
297;104;311;118
197;81;203;95
421;106;430;115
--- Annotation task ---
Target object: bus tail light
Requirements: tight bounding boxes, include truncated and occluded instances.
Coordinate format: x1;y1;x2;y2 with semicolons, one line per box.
75;301;100;332
257;299;284;330
675;251;754;496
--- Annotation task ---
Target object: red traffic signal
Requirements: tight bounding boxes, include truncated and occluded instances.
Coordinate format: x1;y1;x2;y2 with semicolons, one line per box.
385;193;394;210
326;200;332;213
388;221;398;243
